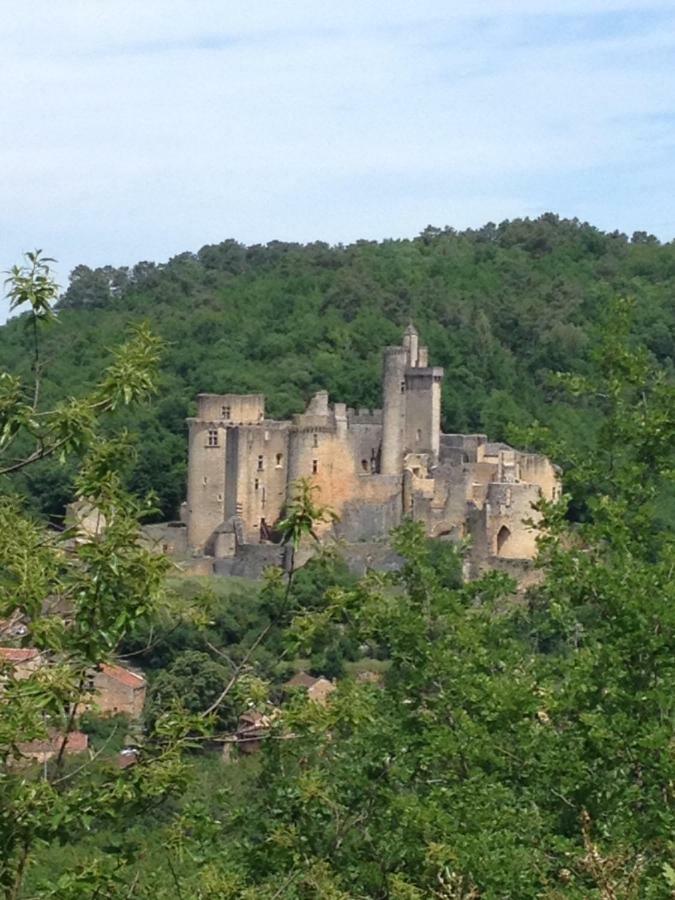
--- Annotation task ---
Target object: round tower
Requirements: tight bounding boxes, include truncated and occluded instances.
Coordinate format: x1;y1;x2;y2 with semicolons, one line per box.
380;346;408;475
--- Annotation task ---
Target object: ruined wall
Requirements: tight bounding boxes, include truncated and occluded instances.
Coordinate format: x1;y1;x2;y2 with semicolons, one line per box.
518;452;560;501
468;481;542;562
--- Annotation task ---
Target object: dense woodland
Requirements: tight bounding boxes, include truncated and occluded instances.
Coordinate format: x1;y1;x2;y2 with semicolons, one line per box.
0;226;674;896
2;215;675;522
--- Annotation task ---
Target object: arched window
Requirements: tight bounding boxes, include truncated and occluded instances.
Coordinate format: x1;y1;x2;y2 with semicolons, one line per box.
361;459;369;472
276;453;283;468
496;525;512;556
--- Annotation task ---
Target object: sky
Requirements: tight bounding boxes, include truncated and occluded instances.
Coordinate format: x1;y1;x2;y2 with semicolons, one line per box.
1;0;675;322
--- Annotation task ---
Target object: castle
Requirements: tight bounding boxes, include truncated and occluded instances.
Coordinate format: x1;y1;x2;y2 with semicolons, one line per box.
184;325;559;575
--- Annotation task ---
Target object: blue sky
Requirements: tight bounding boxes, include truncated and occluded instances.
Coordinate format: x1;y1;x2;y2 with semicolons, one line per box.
2;0;675;321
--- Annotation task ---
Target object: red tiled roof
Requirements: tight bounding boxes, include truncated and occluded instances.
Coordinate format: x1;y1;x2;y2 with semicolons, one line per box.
285;671;317;689
0;647;40;663
99;663;146;689
18;730;88;755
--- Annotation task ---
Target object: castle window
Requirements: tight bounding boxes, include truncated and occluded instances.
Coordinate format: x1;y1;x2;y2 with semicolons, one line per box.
497;525;512;556
312;459;318;474
202;475;208;486
361;459;369;472
262;487;266;507
221;405;231;420
217;493;223;502
257;455;264;471
207;429;219;447
416;429;422;442
254;479;259;491
313;433;318;448
276;453;283;468
400;381;406;393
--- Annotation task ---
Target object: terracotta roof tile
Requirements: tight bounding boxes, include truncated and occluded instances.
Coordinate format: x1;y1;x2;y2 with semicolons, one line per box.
18;730;88;755
285;671;317;689
0;647;40;663
98;663;146;689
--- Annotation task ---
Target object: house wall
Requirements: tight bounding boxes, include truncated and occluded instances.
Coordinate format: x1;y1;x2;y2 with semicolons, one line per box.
93;670;146;719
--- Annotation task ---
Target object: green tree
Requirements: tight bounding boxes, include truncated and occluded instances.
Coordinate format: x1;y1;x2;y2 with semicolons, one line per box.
0;253;200;899
148;318;674;898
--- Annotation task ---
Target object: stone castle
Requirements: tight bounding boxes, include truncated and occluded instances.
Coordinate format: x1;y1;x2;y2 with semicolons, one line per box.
184;325;559;575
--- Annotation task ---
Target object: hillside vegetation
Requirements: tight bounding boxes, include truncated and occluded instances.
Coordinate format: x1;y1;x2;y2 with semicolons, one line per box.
1;215;674;520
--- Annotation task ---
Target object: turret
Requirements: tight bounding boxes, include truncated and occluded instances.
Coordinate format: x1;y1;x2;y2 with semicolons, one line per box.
402;322;419;367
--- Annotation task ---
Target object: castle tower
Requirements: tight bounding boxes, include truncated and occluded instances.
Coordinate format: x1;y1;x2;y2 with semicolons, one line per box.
381;326;444;471
404;362;443;459
186;393;265;551
380;345;408;474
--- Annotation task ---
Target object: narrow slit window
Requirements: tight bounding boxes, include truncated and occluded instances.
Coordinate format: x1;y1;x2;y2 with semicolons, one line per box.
254;479;259;491
257;455;264;471
312;459;318;474
313;433;318;448
275;453;283;468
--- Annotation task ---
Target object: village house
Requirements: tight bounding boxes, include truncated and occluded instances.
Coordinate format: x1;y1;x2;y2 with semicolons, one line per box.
13;730;88;767
92;663;147;719
284;672;336;705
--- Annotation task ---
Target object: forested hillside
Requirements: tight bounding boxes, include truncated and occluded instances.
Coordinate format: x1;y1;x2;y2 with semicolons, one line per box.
2;215;674;520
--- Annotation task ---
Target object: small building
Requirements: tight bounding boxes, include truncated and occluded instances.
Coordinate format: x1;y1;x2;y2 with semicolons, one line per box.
15;730;88;766
92;663;146;719
235;710;271;754
284;672;336;705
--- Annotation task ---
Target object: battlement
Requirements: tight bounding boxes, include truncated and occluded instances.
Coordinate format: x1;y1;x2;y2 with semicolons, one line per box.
347;407;383;425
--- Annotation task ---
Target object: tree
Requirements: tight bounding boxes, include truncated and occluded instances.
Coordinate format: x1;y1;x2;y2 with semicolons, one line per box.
145;317;674;898
0;253;199;899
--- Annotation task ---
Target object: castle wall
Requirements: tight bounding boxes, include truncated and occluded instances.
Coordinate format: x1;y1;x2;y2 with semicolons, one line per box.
440;433;488;464
227;423;290;542
197;393;264;424
335;475;402;541
469;482;542;561
517;453;560;501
